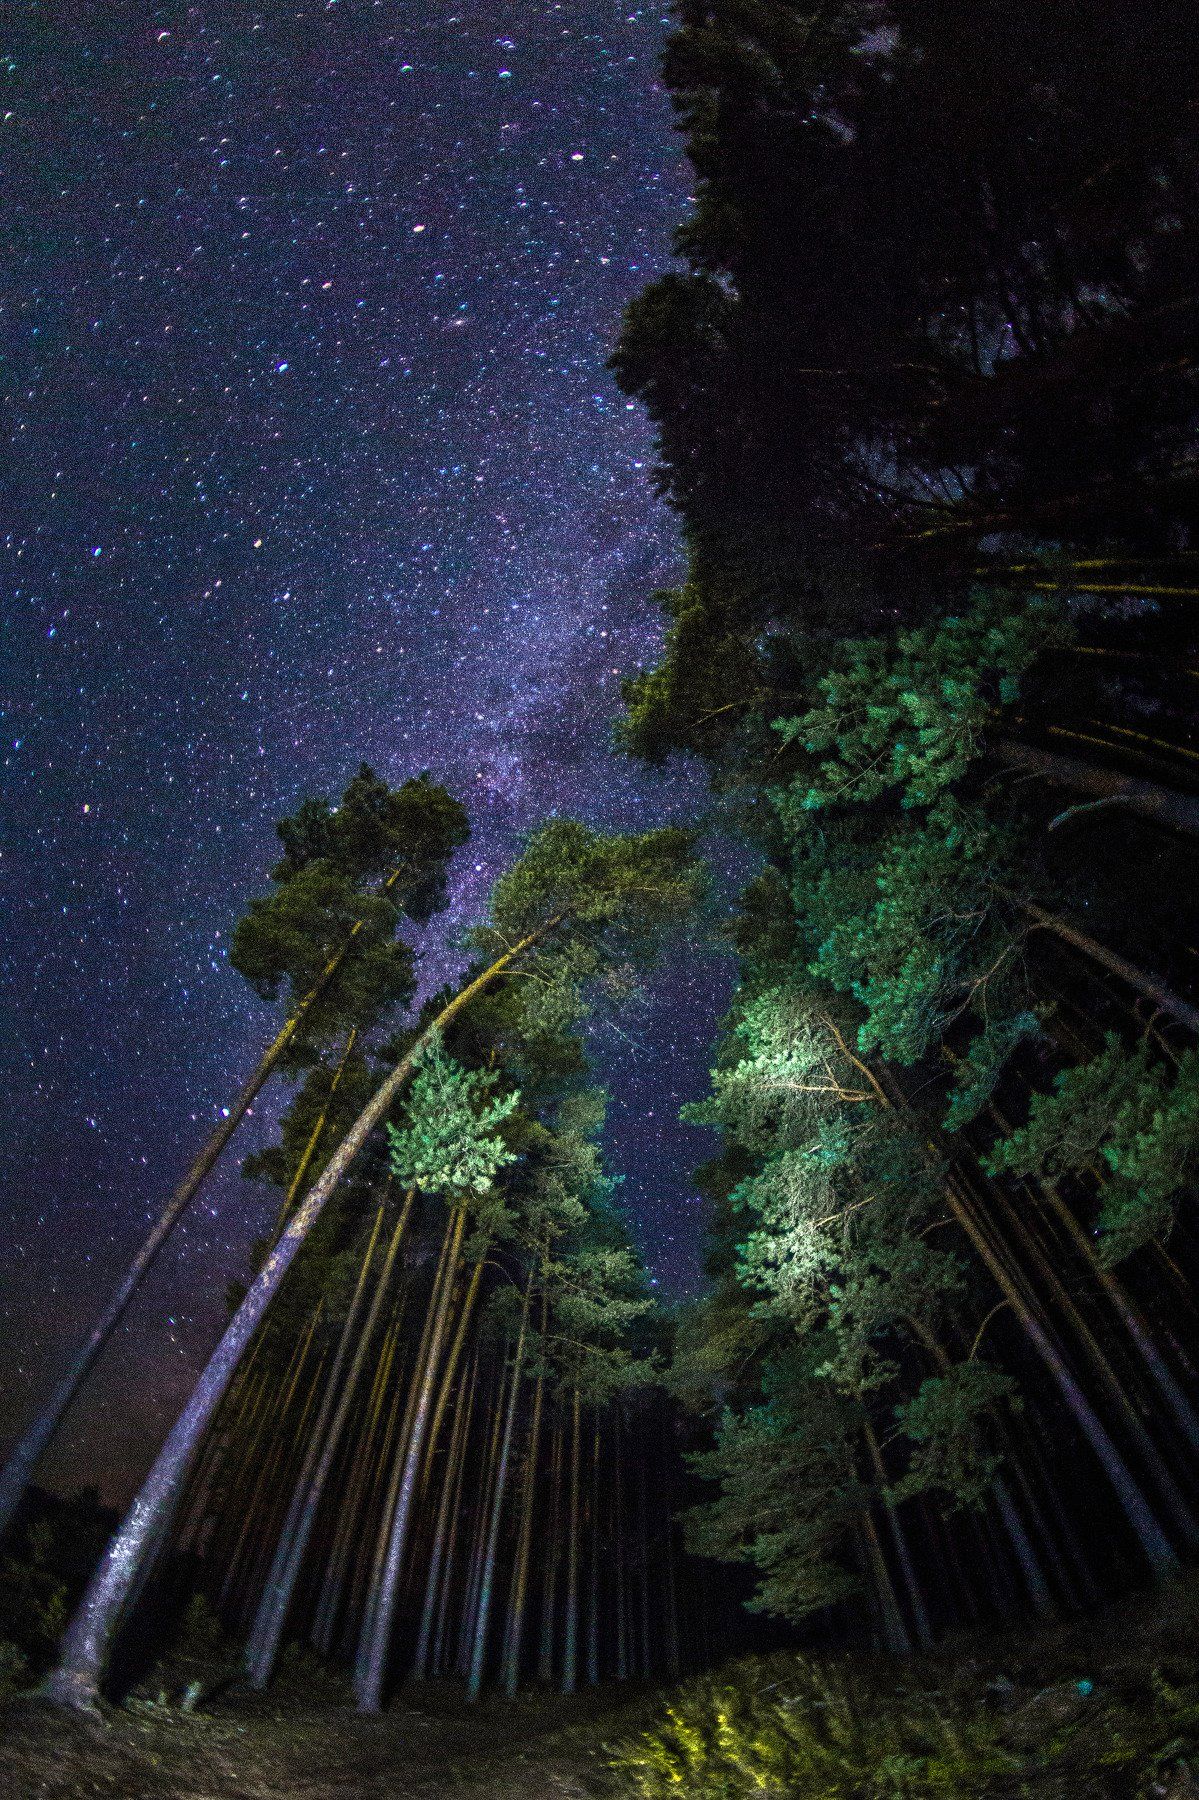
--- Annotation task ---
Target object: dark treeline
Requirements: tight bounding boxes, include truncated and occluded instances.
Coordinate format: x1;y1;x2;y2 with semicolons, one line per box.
161;1002;732;1706
604;0;1199;1656
3;766;735;1712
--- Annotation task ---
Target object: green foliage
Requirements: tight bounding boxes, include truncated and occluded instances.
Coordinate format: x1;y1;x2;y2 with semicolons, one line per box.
612;1653;1017;1798
781;801;1030;1068
611;1647;1199;1798
386;1038;520;1235
685;1347;866;1622
272;765;469;909
542;1238;657;1405
890;1365;1015;1509
0;1491;115;1679
941;1013;1040;1132
609;0;1199;1667
775;593;1070;812
232;861;413;1019
616;581;769;769
230;766;468;1056
675;977;1009;1621
989;1037;1199;1263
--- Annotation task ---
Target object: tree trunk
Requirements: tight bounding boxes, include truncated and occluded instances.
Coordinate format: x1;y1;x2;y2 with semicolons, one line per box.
313;1309;402;1656
1018;899;1199;1036
537;1403;564;1684
995;738;1199;839
270;1030;359;1239
467;1276;532;1700
0;864;415;1540
43;928;547;1711
561;1385;582;1695
586;1420;602;1685
613;1410;628;1683
945;1169;1180;1572
863;1420;933;1650
247;1201;396;1687
413;1354;477;1680
830;1035;1183;1577
354;1205;466;1712
219;1308;325;1611
431;1360;477;1678
972;1168;1199;1548
0;1010;303;1542
501;1309;547;1699
860;1510;912;1655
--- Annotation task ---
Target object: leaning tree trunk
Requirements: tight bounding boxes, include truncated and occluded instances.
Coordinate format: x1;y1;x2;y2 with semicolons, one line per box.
995;738;1199;839
0;1009;302;1542
0;852;427;1540
500;1350;546;1698
42;928;547;1712
826;1028;1184;1578
467;1275;532;1700
246;1202;391;1686
944;1168;1180;1572
354;1204;467;1713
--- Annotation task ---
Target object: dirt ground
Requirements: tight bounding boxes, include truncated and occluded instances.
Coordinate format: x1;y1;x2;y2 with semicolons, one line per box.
0;1681;647;1800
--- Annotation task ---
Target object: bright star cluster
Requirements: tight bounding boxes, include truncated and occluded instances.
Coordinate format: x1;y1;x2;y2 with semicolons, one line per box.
1;4;733;1501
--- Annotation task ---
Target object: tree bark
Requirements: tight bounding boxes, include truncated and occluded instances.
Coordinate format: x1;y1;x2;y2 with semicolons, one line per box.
995;738;1199;839
0;863;418;1540
561;1385;582;1695
43;927;548;1711
467;1277;532;1699
413;1354;477;1680
501;1303;547;1698
1018;900;1199;1036
246;1201;396;1686
354;1205;466;1712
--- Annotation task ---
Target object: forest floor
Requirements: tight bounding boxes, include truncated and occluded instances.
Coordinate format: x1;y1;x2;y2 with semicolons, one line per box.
0;1677;645;1800
6;1574;1199;1798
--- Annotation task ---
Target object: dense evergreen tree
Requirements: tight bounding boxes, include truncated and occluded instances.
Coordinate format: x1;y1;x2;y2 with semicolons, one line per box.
614;0;1199;1648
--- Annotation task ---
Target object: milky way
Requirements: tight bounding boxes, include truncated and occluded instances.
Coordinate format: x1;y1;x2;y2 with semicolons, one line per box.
1;5;736;1503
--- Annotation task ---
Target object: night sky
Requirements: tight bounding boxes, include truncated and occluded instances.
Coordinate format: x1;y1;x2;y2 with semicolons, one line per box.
1;3;734;1505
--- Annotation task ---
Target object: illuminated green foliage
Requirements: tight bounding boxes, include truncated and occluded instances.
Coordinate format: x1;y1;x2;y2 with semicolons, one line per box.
989;1038;1199;1263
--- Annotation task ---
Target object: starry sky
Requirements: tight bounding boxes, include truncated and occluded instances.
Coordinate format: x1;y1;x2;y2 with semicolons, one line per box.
1;3;736;1505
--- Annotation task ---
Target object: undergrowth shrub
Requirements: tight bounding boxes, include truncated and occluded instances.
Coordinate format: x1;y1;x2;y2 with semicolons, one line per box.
609;1652;1199;1798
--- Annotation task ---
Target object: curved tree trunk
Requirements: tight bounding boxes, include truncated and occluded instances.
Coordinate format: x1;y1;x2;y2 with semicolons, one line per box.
43;928;547;1712
0;857;418;1541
